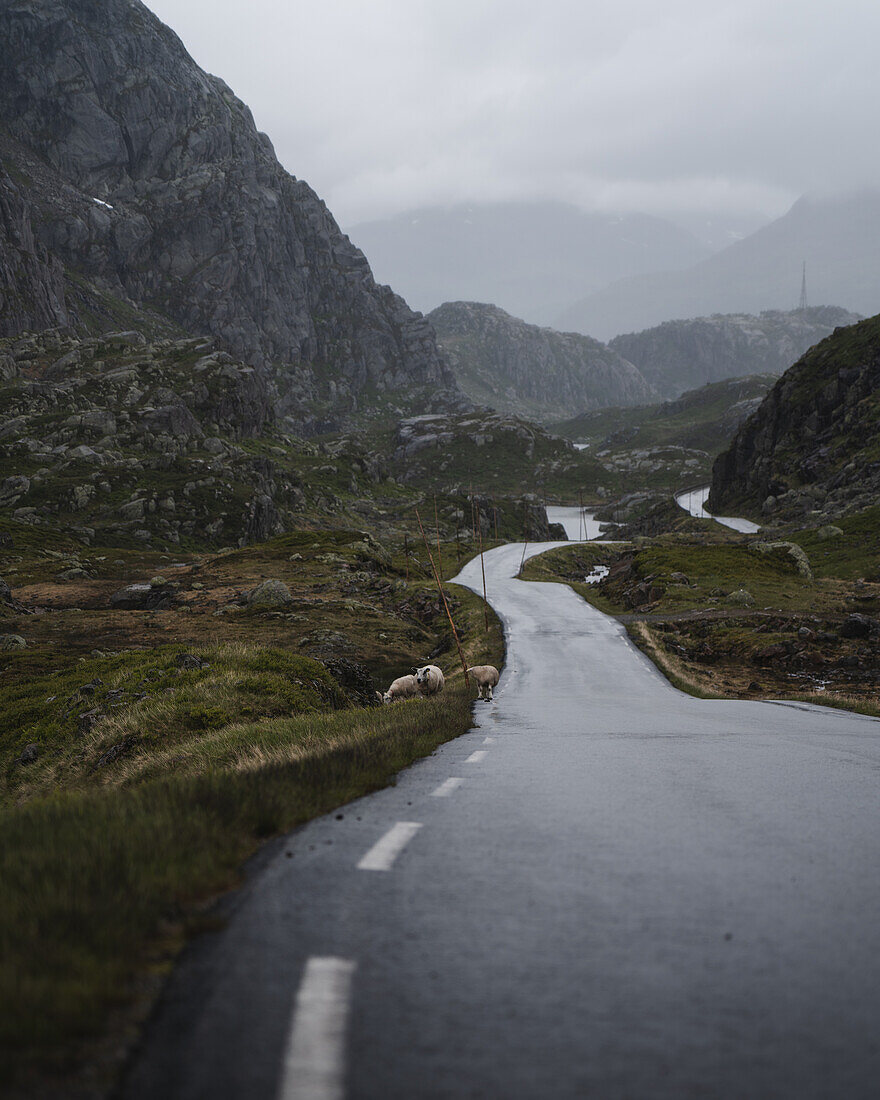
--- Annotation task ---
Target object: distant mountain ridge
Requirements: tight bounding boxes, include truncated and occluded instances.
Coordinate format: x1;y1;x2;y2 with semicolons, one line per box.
0;0;464;432
556;192;880;340
609;307;861;400
427;301;654;422
349;202;711;326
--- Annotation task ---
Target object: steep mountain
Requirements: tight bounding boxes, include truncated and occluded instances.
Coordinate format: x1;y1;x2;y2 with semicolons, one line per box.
348;203;710;327
708;314;880;523
0;161;68;336
556;192;880;340
427;301;654;423
609;307;860;400
0;0;463;431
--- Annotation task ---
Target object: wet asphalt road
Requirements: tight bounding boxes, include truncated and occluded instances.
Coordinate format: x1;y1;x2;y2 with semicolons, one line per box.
121;538;880;1099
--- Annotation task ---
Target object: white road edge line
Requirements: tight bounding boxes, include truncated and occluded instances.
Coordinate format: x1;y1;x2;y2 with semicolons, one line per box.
465;750;487;763
278;956;356;1100
431;777;465;797
357;821;422;871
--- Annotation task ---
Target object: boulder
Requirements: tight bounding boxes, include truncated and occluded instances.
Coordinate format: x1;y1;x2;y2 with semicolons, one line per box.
840;614;876;639
247;579;294;609
0;634;27;649
109;582;175;610
0;475;29;506
725;588;755;608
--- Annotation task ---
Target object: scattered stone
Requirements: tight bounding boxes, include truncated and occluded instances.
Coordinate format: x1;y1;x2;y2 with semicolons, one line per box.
109;582;176;610
840;614;875;639
0;475;30;507
247;578;294;609
725;588;755;608
18;743;39;764
750;540;812;579
175;652;206;670
0;634;27;649
78;708;104;734
817;525;844;541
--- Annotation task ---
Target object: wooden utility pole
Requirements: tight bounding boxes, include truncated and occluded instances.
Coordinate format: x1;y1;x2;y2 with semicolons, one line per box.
415;508;469;686
477;512;489;632
433;493;443;579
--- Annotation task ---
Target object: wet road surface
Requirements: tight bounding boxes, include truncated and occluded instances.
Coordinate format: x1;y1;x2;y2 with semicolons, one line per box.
121;539;880;1099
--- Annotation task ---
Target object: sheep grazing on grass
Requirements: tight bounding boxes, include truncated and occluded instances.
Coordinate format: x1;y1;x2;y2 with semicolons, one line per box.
380;674;420;705
414;664;445;697
467;664;500;701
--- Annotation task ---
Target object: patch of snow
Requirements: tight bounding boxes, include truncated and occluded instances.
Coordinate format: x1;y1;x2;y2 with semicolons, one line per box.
92;197;114;210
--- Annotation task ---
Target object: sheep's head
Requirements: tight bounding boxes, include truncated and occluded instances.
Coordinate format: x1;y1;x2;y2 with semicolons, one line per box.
414;666;429;685
382;690;393;704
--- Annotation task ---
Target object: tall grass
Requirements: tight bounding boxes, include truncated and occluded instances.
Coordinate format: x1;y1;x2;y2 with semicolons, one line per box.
0;688;476;1086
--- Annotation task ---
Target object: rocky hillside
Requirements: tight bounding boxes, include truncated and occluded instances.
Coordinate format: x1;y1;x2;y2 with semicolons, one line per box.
388;411;609;501
609;308;860;399
0;161;68;336
0;0;464;431
427;301;654;422
708;314;880;522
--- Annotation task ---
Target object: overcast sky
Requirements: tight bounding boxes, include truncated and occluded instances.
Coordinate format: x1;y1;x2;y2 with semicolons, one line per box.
147;0;880;229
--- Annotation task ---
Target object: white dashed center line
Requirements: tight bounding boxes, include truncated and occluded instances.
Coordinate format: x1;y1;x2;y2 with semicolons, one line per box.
465;750;487;763
357;821;422;871
431;777;465;797
278;956;356;1100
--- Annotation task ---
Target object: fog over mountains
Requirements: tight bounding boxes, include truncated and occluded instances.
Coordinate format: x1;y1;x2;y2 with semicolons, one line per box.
557;191;880;340
349;193;879;343
348;202;713;327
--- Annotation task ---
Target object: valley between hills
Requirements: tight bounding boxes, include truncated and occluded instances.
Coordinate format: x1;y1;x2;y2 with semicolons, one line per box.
2;0;880;1094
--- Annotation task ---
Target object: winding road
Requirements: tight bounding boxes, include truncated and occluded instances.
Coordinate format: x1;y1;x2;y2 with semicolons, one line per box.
121;525;880;1099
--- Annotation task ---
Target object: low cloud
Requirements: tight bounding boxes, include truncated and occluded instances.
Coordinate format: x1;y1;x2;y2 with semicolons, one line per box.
147;0;880;225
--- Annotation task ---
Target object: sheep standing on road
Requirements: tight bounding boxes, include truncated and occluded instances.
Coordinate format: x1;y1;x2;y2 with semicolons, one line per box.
467;664;500;701
414;664;444;697
380;674;420;704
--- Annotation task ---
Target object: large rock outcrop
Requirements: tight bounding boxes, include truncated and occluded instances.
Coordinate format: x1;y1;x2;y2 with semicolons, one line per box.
428;301;654;422
708;314;880;522
0;0;464;430
609;307;861;400
0;161;68;337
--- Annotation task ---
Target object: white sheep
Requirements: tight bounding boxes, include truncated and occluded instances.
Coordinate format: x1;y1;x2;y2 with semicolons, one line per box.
467;664;500;701
381;673;420;705
414;664;445;697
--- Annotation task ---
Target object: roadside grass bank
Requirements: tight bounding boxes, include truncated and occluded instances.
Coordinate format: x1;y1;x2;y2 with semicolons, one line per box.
0;684;482;1093
520;535;880;715
0;528;504;1095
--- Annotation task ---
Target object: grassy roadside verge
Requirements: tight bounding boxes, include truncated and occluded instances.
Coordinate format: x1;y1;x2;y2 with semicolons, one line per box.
1;564;503;1095
520;541;880;718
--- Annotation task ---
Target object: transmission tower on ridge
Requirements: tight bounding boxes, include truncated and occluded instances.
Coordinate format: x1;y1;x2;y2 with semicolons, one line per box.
798;261;808;311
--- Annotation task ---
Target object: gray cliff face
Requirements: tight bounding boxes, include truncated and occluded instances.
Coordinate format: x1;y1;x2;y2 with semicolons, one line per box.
708;314;880;523
0;161;69;337
0;0;463;429
610;307;861;400
427;301;654;423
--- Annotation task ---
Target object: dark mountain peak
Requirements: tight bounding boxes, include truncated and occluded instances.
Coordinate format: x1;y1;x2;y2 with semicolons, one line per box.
708;312;880;522
0;0;464;431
